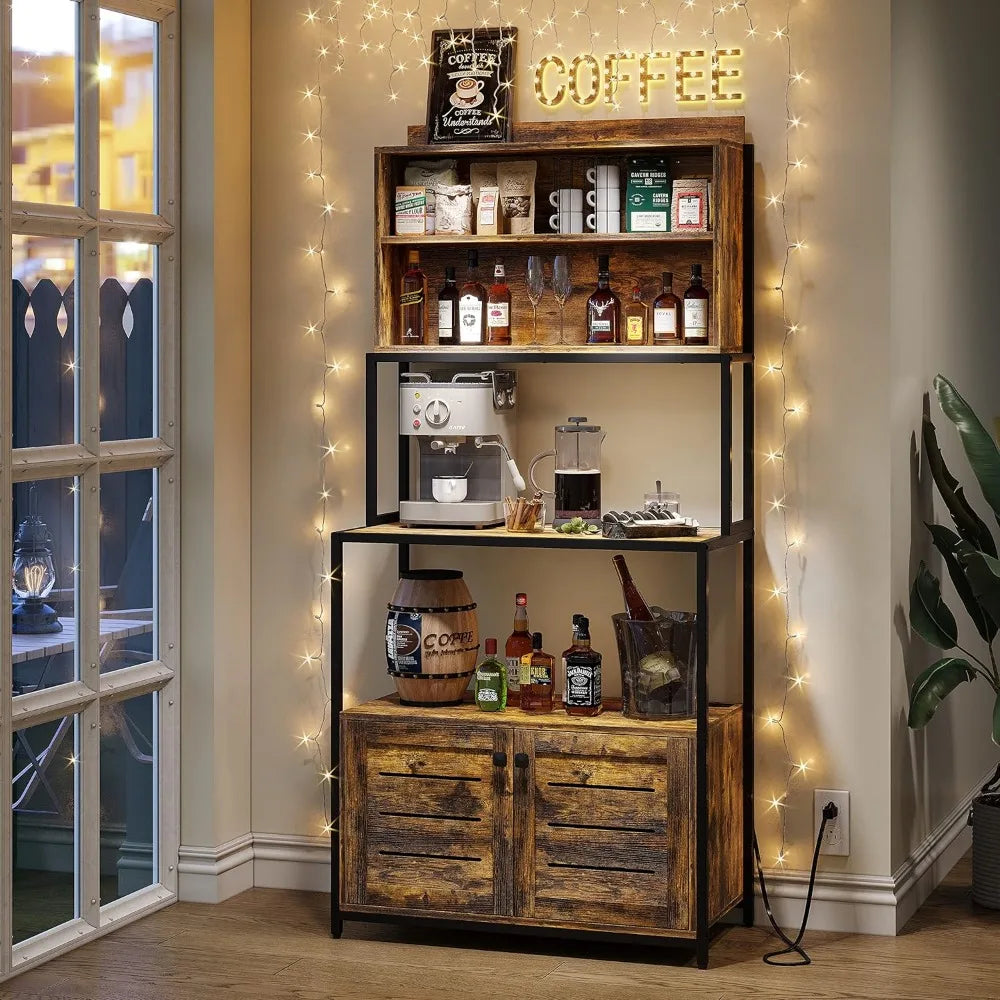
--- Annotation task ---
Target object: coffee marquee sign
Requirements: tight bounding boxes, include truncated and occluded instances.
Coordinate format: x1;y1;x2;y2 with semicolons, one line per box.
533;49;744;109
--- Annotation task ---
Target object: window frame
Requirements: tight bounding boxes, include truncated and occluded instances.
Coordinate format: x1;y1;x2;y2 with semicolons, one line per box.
1;0;178;979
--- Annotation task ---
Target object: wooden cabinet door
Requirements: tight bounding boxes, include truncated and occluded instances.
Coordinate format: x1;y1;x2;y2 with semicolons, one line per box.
341;718;513;916
514;728;693;932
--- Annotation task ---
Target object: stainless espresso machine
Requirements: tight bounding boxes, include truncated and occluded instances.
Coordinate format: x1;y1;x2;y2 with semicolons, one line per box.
399;370;525;528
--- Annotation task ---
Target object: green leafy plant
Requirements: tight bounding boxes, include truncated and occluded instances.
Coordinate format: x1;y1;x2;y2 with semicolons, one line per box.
908;376;1000;744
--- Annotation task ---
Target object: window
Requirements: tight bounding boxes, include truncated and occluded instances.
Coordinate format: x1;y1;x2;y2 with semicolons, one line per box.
2;0;178;980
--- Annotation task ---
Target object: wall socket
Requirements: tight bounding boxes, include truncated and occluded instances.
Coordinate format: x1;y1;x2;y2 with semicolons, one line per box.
814;789;850;856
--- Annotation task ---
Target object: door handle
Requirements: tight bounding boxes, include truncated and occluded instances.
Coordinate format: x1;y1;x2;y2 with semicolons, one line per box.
492;751;508;768
514;752;529;769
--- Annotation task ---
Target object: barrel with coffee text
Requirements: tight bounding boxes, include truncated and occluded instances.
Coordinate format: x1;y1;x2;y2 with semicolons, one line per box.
385;570;479;706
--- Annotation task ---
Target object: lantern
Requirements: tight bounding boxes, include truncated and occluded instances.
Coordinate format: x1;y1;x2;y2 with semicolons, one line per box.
11;491;63;635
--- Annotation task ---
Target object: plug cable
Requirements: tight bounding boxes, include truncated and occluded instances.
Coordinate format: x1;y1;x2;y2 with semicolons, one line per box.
752;800;838;966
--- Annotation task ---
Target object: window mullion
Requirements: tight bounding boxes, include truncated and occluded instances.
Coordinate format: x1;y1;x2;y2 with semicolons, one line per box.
78;0;102;933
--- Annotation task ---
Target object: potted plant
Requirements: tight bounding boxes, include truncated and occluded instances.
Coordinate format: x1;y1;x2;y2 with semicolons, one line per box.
908;375;1000;909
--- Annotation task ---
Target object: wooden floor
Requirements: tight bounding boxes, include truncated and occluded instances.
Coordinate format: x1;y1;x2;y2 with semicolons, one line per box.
2;853;998;999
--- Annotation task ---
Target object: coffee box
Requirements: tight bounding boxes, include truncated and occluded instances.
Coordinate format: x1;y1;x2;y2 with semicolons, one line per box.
476;185;503;235
395;186;431;236
626;160;671;233
671;178;711;233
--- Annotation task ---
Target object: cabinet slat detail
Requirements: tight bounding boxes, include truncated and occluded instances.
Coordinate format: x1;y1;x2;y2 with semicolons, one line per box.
340;717;368;905
365;855;496;914
708;708;743;921
368;773;489;820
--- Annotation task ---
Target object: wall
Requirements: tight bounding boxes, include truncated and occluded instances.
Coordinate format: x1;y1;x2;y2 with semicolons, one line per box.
250;0;900;919
889;0;1000;915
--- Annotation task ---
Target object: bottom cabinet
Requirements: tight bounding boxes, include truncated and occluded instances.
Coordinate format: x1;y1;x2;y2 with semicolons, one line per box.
340;698;742;939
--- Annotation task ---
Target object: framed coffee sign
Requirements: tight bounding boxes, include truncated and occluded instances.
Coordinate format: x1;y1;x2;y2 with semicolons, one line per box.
426;28;518;144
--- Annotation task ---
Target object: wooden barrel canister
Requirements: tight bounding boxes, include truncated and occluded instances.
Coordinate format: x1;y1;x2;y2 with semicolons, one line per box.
385;570;479;706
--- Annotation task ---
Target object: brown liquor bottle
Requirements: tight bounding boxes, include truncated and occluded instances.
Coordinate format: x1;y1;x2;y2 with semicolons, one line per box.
565;616;603;717
505;593;531;704
652;271;682;345
682;263;710;345
486;261;512;345
458;249;487;345
519;632;554;714
586;254;621;345
612;554;655;621
437;266;459;345
622;282;648;345
560;613;585;708
399;249;427;345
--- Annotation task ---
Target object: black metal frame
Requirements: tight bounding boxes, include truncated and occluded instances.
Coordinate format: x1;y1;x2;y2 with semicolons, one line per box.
330;144;755;970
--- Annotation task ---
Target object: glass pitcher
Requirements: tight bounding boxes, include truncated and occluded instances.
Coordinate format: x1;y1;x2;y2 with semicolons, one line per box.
529;417;605;526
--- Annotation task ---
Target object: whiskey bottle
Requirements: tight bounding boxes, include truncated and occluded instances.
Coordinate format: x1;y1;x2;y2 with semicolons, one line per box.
586;254;620;345
682;263;710;345
565;616;603;717
399;249;427;345
505;593;531;704
437;266;459;345
474;637;507;712
652;271;682;345
612;554;655;621
560;613;585;707
520;632;554;714
623;281;648;345
486;261;512;345
458;249;486;345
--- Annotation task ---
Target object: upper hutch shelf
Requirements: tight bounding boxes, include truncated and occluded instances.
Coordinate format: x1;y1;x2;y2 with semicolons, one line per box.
375;116;746;353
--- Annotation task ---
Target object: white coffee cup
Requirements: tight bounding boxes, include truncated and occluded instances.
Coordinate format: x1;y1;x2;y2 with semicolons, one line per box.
549;210;584;234
586;187;621;210
432;477;468;503
586;211;621;234
549;188;583;212
586;164;620;189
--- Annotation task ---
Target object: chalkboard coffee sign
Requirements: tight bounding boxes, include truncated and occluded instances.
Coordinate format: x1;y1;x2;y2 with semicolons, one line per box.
426;28;517;144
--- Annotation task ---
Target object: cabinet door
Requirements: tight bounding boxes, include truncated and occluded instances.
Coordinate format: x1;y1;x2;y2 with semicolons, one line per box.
514;729;692;932
341;718;513;916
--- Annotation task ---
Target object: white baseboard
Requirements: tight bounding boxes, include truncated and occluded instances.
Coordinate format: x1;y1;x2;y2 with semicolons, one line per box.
178;833;255;903
756;770;984;935
252;832;330;892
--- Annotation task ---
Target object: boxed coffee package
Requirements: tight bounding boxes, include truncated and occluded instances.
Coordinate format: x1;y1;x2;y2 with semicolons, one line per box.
497;161;537;235
626;159;671;233
671;178;711;232
477;185;503;235
395;186;431;236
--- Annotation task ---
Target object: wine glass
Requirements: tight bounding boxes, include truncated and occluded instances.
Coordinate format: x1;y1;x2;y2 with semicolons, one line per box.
551;255;572;345
526;256;545;346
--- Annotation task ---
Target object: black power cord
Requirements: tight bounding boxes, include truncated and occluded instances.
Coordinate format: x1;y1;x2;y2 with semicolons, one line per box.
753;800;839;966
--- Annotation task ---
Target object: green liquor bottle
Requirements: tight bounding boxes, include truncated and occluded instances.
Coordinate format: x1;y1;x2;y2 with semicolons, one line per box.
475;638;507;712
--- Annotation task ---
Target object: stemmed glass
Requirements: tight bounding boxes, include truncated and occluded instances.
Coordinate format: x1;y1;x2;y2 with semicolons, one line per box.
551;255;572;345
526;256;545;346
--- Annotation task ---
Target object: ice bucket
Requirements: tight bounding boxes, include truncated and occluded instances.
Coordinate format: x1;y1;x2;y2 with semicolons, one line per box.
612;607;696;720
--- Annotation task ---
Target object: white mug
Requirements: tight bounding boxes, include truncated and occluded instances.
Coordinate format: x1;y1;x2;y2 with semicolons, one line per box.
548;188;583;212
587;187;621;210
432;477;468;503
586;211;621;234
549;210;584;234
586;164;620;189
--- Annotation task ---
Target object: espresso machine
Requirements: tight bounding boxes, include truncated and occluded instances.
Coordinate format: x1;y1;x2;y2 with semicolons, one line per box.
399;370;525;528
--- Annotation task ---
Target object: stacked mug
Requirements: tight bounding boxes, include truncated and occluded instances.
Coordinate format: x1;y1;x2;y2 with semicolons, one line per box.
549;188;584;234
586;164;621;234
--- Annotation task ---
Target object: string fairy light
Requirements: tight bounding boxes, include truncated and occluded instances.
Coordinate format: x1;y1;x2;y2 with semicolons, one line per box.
297;0;813;873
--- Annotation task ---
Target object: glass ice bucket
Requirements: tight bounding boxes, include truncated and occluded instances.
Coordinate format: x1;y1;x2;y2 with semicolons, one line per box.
612;607;696;720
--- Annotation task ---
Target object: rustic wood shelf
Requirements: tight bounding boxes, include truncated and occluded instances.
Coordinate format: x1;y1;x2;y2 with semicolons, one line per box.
381;232;714;246
372;344;749;363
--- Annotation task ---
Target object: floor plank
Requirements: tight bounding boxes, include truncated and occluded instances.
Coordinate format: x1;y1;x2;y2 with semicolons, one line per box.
1;853;998;999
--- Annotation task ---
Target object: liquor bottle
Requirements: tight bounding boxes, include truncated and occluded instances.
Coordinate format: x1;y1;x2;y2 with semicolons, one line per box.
682;263;710;345
560;613;585;707
399;249;427;345
565;616;603;717
519;632;554;713
437;266;459;345
652;271;682;345
505;593;531;704
586;254;620;345
623;281;648;345
612;554;655;621
458;249;487;345
474;637;507;712
486;261;512;345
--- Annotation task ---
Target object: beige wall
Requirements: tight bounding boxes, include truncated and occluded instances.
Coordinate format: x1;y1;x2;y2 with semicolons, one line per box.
180;0;253;876
890;0;1000;871
250;0;898;880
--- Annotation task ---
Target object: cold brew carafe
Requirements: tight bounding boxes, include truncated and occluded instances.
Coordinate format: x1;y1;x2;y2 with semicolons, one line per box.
528;417;605;528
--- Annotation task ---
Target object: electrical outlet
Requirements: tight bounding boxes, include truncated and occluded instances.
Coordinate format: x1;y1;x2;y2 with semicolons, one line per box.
814;789;850;856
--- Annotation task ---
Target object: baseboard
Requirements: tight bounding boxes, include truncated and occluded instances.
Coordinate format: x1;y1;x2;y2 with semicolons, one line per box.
178;833;255;903
252;832;330;892
756;770;986;935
